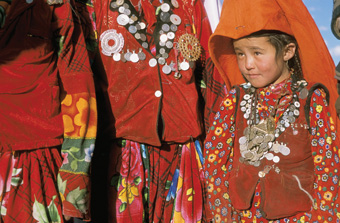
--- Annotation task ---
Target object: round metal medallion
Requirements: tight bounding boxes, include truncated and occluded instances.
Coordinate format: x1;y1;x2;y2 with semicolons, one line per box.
178;33;201;61
100;29;124;56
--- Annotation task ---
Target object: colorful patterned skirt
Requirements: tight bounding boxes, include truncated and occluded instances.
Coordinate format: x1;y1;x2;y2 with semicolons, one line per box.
0;147;64;223
107;139;205;223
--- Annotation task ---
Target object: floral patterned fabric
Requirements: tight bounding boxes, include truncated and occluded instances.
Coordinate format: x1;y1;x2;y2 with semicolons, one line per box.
203;80;340;222
108;139;205;223
0;148;63;223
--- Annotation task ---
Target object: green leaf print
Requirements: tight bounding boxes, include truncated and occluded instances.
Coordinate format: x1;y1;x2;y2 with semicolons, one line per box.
71;160;78;171
200;79;207;88
33;199;49;223
165;180;172;190
69;147;80;153
111;174;122;191
66;187;87;213
48;196;61;223
134;176;141;186
0;205;6;216
11;176;23;186
119;203;127;213
12;168;22;176
57;174;66;194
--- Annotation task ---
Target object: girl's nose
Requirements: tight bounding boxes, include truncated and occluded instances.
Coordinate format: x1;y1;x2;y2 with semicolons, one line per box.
245;56;255;70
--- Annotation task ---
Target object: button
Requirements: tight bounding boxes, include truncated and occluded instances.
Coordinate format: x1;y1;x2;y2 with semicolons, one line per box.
155;90;162;97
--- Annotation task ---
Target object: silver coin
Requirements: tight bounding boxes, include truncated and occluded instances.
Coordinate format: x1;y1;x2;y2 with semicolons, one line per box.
135;33;141;39
244;113;249;119
113;52;121;61
253;161;261;167
240;100;247;106
273;156;280;163
159;48;166;54
160;12;171;22
110;1;118;9
160;34;168;42
140;34;147;41
159;30;165;35
294;101;301;108
166;41;173;49
124;50;132;61
138;50;146;60
162;64;172;74
241;106;246;112
265;153;274;160
162;53;169;59
239;136;247;145
161;3;170;12
170;24;178;32
116;0;124;5
123;3;129;8
158;57;166;65
162;24;170;32
243;94;250;100
258;171;266;178
167;32;175;39
142;42;148;48
124;8;131;16
130;51;139;63
117;14;129;26
128;25;137;34
149;58;157;67
180;60;189;70
120;51;127;62
118;6;125;13
299;88;309;99
293;109;300;116
171;0;179;8
139;22;146;30
170;14;181;25
264;134;275;143
279;145;290;156
240;144;247;151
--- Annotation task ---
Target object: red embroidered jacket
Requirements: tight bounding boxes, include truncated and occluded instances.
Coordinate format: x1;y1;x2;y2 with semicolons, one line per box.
93;0;221;146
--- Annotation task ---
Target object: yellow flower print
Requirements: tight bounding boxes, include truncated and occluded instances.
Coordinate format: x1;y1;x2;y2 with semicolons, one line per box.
226;138;232;144
215;127;223;136
215;214;221;223
118;178;139;204
222;192;229;200
63;115;75;133
314;155;323;163
316;105;323;113
337;212;340;219
299;216;305;223
326;137;332;144
323;191;333;201
74;97;97;138
207;183;214;193
223;99;232;107
221;165;227;172
208;154;216;163
62;94;73;106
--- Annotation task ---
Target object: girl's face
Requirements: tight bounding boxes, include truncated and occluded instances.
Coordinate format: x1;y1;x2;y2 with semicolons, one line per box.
233;36;295;88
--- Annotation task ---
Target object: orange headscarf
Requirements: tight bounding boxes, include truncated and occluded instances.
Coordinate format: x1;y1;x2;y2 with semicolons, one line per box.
209;0;339;130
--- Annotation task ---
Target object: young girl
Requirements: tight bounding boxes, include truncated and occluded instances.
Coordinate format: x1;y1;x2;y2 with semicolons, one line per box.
204;0;340;222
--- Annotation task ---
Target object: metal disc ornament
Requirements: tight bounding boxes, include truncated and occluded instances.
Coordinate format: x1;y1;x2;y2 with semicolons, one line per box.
100;29;124;56
178;33;201;61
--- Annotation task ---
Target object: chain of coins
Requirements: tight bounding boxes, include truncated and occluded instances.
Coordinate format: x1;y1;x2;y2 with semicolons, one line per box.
238;82;302;167
178;33;201;61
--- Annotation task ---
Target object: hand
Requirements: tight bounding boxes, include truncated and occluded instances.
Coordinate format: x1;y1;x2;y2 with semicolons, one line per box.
64;215;74;223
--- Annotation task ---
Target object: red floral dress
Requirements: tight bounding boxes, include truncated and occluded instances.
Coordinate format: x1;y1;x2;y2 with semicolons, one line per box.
204;80;340;223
